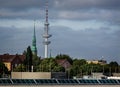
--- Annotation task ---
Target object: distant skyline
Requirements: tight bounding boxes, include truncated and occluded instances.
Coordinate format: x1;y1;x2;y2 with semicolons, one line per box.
0;0;120;64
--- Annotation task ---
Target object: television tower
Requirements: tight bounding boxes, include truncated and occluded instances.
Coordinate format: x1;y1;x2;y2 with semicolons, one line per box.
43;1;52;58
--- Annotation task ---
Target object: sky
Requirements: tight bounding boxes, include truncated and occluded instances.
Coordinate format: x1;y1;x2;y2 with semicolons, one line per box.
0;0;120;64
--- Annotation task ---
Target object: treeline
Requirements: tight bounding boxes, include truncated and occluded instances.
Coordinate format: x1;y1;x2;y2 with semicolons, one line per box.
14;54;120;78
0;46;119;78
13;46;120;78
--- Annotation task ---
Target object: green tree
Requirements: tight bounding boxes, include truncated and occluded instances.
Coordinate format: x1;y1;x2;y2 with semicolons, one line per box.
37;58;65;72
24;46;33;72
73;59;86;66
109;61;119;67
103;64;111;76
53;65;65;72
13;64;26;72
88;63;103;73
69;59;87;78
80;64;91;75
109;61;119;73
32;54;40;72
70;60;104;78
0;62;9;78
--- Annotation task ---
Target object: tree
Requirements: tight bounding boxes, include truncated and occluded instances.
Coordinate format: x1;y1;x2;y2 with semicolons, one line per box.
37;58;65;72
89;63;103;72
32;54;40;72
24;46;33;72
69;59;87;78
14;54;40;72
109;61;119;73
53;65;65;72
109;61;118;67
70;60;104;78
0;62;9;77
13;64;26;72
73;59;86;67
103;64;111;76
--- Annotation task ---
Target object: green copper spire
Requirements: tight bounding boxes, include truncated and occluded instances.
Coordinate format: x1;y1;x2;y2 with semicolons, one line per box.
32;20;37;55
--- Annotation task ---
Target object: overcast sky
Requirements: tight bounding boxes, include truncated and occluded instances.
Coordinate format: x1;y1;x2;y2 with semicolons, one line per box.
0;0;120;64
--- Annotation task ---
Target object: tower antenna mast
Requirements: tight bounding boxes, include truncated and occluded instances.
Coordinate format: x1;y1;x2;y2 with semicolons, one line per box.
43;0;52;58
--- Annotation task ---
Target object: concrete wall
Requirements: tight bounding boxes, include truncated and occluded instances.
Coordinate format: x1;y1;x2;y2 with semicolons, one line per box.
113;73;120;77
11;72;51;79
92;73;106;79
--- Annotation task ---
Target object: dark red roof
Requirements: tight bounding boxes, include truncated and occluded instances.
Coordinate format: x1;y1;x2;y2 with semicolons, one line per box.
56;59;67;65
56;59;71;68
0;54;25;62
16;55;26;62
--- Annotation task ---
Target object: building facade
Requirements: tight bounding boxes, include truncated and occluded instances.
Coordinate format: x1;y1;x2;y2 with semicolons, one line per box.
87;59;107;65
0;54;25;71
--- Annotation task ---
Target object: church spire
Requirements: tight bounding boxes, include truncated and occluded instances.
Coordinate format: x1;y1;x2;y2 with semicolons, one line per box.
32;20;37;55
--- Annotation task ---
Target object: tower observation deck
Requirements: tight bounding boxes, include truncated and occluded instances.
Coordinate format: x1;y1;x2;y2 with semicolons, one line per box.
42;1;52;58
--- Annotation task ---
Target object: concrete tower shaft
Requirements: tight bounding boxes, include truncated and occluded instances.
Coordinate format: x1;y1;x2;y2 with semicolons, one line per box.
43;1;52;58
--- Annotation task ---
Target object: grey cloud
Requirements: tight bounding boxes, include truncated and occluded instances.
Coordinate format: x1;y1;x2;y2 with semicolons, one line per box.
0;0;44;10
1;0;120;11
0;0;120;24
56;9;120;26
53;0;120;24
54;0;120;10
1;0;119;26
0;25;44;56
0;26;39;53
0;0;120;63
0;0;55;19
0;25;120;63
50;26;120;63
0;8;43;19
0;0;57;12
